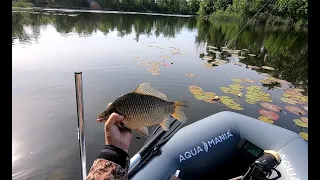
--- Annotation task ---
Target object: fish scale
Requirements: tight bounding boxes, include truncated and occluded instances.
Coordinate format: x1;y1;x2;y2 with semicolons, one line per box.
113;93;174;130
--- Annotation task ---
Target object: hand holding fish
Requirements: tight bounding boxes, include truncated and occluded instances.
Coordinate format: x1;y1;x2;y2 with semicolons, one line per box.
104;112;132;151
97;82;189;138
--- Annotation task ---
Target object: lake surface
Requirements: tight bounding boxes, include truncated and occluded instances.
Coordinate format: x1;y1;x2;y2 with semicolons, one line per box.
12;10;308;180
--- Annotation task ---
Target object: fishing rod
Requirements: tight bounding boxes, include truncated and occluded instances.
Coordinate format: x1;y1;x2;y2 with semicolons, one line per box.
74;72;87;180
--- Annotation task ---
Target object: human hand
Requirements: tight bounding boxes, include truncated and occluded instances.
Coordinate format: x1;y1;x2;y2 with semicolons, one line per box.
104;112;132;151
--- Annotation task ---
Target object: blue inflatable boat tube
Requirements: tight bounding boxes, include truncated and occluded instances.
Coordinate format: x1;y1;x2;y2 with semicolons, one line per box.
130;111;308;180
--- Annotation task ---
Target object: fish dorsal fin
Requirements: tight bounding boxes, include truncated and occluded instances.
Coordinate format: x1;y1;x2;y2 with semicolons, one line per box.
133;82;168;101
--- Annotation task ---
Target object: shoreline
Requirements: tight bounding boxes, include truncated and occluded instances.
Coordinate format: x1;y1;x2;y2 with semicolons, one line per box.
12;7;197;18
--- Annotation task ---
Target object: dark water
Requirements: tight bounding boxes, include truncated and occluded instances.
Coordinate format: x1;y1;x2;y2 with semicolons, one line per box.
12;10;308;180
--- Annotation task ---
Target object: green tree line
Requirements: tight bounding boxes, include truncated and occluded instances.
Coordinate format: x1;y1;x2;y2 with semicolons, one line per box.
13;0;307;21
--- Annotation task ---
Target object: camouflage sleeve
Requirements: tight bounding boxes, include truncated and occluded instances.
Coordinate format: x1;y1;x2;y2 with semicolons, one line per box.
86;145;130;180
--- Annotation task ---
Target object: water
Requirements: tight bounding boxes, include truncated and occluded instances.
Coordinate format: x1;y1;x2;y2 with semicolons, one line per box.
12;10;308;179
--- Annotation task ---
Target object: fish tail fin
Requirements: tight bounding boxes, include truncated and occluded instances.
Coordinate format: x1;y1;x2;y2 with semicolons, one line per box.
172;101;189;123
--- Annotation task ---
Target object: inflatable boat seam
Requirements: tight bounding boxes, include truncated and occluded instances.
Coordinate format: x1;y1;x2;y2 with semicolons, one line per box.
276;136;301;151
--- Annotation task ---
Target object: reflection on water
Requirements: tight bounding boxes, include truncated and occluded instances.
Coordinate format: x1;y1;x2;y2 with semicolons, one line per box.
12;10;307;180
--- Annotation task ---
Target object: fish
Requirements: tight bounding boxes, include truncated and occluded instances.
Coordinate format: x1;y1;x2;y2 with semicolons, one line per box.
97;82;189;137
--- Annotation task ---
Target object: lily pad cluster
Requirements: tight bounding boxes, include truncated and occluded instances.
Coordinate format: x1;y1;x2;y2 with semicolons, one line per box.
231;78;255;83
260;76;290;85
245;85;272;104
281;89;308;105
220;83;244;96
258;109;279;120
285;106;306;116
139;61;161;76
188;85;216;104
219;96;243;110
260;102;281;112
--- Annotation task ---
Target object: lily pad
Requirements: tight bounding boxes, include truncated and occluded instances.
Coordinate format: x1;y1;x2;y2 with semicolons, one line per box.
303;106;308;111
293;119;308;128
300;117;308;123
258;109;280;120
203;63;215;68
245;94;261;101
238;56;246;59
260;102;281;112
219;96;244;110
190;89;204;95
243;79;255;83
204;92;216;99
299;132;308;141
229;83;244;90
245;98;257;104
189;85;203;91
273;78;290;85
248;54;256;57
260;96;273;102
186;73;195;77
280;97;297;105
194;94;206;100
285;106;306;116
204;97;215;104
231;78;243;83
261;66;275;70
246;85;262;91
258;116;274;124
285;90;301;96
220;87;241;96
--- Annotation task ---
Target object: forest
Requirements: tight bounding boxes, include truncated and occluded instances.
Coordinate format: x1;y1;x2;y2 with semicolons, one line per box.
13;0;307;21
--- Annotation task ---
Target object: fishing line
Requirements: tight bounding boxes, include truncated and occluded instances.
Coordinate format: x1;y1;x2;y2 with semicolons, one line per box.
178;0;272;101
225;0;273;48
179;70;205;100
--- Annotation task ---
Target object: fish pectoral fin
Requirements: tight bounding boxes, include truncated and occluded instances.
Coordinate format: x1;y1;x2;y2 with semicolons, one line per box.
136;127;149;137
172;101;189;123
160;117;170;131
133;82;169;101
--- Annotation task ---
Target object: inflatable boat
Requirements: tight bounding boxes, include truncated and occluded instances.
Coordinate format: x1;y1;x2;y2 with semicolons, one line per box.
128;111;308;180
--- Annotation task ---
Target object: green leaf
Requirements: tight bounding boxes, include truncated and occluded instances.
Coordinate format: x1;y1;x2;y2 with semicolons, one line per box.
293;119;308;128
299;132;308;141
258;116;275;124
